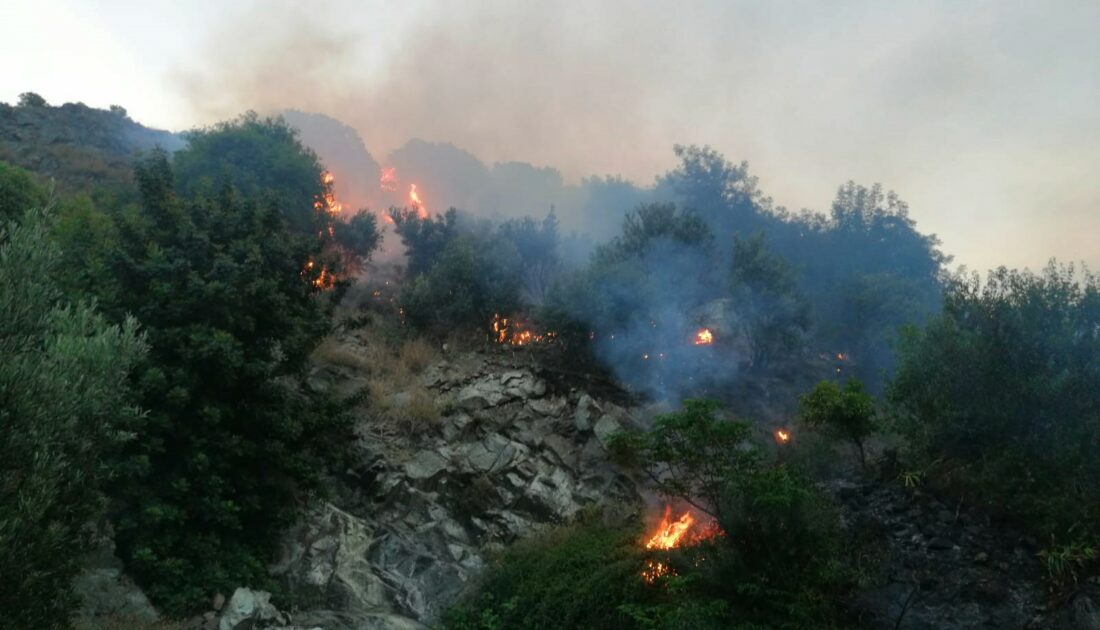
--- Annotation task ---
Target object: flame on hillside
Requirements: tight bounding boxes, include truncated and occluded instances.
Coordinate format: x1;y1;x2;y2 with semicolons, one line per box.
302;259;334;289
775;428;791;444
490;314;556;346
314;170;343;216
408;183;428;218
641;505;720;583
379;166;429;219
693;328;714;345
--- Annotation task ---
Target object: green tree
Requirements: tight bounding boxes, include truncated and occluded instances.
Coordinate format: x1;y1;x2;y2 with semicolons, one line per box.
401;234;522;332
889;263;1100;551
0;161;48;223
17;92;47;107
798;379;877;469
172;112;328;236
730;233;811;371
609;400;756;521
0;207;145;630
332;209;382;273
104;153;344;614
389;206;460;277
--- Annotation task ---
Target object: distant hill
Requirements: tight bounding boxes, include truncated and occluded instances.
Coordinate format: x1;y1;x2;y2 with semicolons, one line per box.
0;95;184;193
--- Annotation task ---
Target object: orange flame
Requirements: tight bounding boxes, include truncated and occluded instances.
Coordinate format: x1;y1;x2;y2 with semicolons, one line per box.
408;183;428;218
775;429;791;444
302;259;334;290
314;171;343;217
694;328;714;345
491;314;556;346
645;506;696;550
641;506;719;583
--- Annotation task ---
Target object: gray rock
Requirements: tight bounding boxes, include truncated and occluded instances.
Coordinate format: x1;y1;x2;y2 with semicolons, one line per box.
72;529;159;625
1076;593;1100;630
219;588;284;630
405;450;448;480
593;415;624;448
574;393;599;432
528;396;567;417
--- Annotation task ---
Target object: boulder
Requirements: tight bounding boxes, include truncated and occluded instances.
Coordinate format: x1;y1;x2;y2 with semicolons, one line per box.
405;450;448;480
219;588;284;630
593;414;624;448
574;393;600;432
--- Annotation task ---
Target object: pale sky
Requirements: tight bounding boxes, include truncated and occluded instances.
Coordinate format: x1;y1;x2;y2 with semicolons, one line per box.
2;0;1097;272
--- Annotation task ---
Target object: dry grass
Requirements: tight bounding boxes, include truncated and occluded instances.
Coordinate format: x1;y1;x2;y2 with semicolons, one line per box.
311;337;371;370
366;376;442;434
398;338;435;374
312;292;446;442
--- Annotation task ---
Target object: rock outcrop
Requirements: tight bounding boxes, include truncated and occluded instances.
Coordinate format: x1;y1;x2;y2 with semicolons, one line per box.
276;344;643;628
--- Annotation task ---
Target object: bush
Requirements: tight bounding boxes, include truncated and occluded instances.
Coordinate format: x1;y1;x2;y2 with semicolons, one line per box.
440;517;656;630
0;207;145;629
100;153;348;615
400;234;522;333
798;379;877;469
0;160;48;223
889;263;1100;573
607;401;854;628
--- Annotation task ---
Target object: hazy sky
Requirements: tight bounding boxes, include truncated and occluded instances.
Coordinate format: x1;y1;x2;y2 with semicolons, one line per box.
2;0;1097;272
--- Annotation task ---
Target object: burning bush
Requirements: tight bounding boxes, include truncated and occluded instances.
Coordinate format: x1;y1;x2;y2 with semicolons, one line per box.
605;400;856;627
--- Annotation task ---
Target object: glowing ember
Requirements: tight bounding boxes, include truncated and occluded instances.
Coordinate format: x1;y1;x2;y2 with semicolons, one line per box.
775;429;791;444
694;328;714;345
302;259;334;290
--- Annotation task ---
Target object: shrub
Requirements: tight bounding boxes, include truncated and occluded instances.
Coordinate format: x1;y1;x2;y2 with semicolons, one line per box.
0;207;145;629
440;517;654;630
102;153;347;615
890;263;1100;575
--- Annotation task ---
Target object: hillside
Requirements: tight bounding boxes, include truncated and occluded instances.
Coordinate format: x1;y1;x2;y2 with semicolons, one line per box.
0;95;183;193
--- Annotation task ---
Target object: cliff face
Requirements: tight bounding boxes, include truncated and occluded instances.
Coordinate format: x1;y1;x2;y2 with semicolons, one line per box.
273;333;644;628
0;100;183;192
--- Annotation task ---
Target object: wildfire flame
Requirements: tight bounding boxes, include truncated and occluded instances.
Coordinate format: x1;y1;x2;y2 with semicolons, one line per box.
314;171;343;217
694;328;714;345
641;506;719;583
302;259;334;289
645;506;696;550
491;314;556;346
775;429;791;444
408;183;428;218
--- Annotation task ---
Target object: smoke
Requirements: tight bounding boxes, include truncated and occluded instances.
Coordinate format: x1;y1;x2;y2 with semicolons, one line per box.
170;0;1100;273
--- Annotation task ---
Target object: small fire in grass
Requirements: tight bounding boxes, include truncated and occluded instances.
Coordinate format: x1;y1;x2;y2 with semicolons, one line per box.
775;428;791;444
641;505;720;583
693;328;714;345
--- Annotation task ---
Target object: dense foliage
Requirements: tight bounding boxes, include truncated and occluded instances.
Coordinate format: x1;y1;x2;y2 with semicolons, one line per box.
0;206;145;629
98;149;347;613
448;400;856;629
890;263;1100;581
391;207;560;333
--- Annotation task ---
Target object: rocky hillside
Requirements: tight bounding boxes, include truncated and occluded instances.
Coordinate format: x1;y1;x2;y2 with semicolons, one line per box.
0;98;183;192
71;324;1100;630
